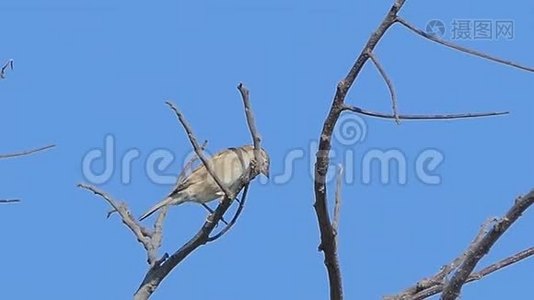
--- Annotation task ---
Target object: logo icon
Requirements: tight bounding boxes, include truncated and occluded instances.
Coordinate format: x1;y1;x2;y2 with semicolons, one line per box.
426;19;445;37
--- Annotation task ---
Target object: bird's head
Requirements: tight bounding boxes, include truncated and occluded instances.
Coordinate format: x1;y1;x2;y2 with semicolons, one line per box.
244;145;270;178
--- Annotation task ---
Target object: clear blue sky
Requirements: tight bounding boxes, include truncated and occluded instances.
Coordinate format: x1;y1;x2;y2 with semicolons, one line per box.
1;1;533;299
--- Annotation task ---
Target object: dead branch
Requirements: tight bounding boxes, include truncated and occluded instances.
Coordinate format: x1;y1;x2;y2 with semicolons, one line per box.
386;189;534;300
165;101;234;199
441;191;534;299
396;17;534;73
332;165;343;240
313;2;408;299
366;50;399;123
0;59;13;79
207;182;250;242
313;1;534;299
0;144;55;159
343;105;508;120
134;178;253;300
0;199;20;204
80;83;263;299
237;83;263;166
77;183;157;264
133;83;263;300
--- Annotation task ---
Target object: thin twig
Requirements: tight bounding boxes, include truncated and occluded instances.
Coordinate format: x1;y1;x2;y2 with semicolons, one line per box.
237;83;263;166
152;205;168;257
396;17;534;73
77;184;157;264
201;203;229;225
469;246;534;281
0;199;20;204
208;183;250;242
404;247;534;300
205;83;262;238
332;165;343;240
165;101;234;199
178;140;229;224
343;104;508;120
0;59;14;79
177;140;208;183
0;144;55;159
366;50;399;124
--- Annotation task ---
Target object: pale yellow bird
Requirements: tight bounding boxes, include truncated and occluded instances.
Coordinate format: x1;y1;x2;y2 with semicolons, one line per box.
139;145;269;221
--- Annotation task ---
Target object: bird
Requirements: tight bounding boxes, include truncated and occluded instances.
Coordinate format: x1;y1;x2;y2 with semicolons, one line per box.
139;145;269;221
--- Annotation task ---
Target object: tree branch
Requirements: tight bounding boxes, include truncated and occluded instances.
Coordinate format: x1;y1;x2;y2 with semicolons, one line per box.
332;165;343;241
0;199;20;204
134;83;263;299
0;59;13;79
441;190;534;299
313;1;533;299
0;144;55;159
165;101;235;199
343;104;508;120
402;247;534;300
313;2;407;300
387;189;534;300
237;83;263;165
207;182;250;242
77;183;157;264
366;50;399;123
396;17;534;73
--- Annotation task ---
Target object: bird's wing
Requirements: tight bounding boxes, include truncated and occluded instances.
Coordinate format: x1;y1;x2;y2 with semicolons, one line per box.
169;146;250;197
168;148;231;195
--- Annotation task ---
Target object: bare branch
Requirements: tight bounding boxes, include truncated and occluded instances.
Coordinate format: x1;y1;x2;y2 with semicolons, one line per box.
366;50;399;123
207;183;250;242
441;190;534;299
468;247;534;281
313;2;407;299
177;140;208;183
151;205;168;254
135;85;263;299
314;2;533;299
332;165;343;240
343;104;508;120
77;184;157;264
237;83;263;166
387;190;534;300
0;144;55;159
400;247;534;300
201;203;229;225
406;247;534;300
0;59;14;79
396;17;534;73
0;199;20;204
134;180;251;300
165;101;234;199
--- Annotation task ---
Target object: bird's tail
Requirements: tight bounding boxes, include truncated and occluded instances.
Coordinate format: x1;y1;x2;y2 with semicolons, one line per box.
139;196;182;221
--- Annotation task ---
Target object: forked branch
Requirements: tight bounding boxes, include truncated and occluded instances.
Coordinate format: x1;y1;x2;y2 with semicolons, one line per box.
313;1;534;300
79;83;263;300
133;83;264;300
387;189;534;300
